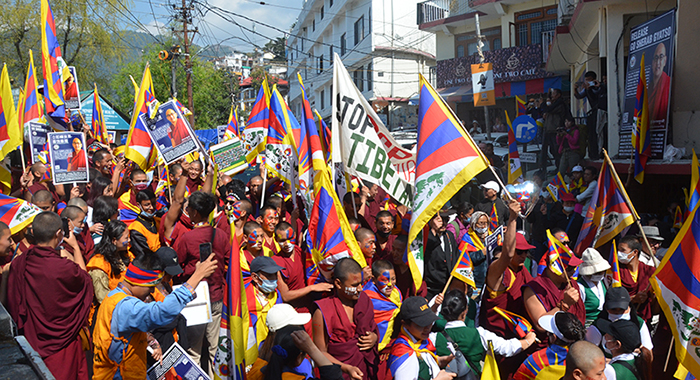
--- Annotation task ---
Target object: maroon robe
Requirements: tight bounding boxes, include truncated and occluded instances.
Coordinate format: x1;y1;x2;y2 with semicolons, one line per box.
173;225;231;302
395;265;427;299
68;149;87;171
523;275;586;349
273;246;309;311
61;229;95;261
168;119;190;146
480;267;533;339
186;176;203;193
28;182;60;204
620;262;656;321
315;293;379;380
375;234;397;262
7;245;93;380
649;72;670;123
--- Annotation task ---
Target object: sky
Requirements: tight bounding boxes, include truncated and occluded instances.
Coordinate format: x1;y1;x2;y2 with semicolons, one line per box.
130;0;304;56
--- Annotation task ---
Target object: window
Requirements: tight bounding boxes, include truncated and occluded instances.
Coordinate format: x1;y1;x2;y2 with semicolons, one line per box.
320;90;325;109
457;45;464;57
354;16;364;45
353;67;364;91
330;0;333;7
313;19;316;32
366;63;372;89
320;6;324;19
368;8;372;34
341;33;347;55
455;27;500;57
329;45;333;61
514;5;557;46
318;54;324;74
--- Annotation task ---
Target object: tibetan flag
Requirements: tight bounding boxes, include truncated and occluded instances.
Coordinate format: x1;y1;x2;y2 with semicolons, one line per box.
450;247;476;288
125;64;158;171
516;95;528;117
129;75;139;104
574;153;637;254
297;74;327;193
632;53;651;184
608;240;622;288
0;64;20;160
91;85;108;144
224;105;239;140
675;205;685;229
650;203;700;379
316;110;332;162
544;229;573;276
21;50;44;128
266;85;299;187
307;166;366;282
493;306;533;338
0;194;42;234
363;279;402;351
506;110;522;184
40;0;66;126
0;160;11;195
174;98;192;116
16;89;25;132
213;226;249;380
687;150;700;216
243;77;270;163
482;342;501;380
406;74;490;290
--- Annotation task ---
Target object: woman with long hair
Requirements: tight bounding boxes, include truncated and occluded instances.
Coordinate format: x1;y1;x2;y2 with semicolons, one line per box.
86;220;132;305
91;195;118;245
599;319;652;380
262;325;343;380
87;176;114;208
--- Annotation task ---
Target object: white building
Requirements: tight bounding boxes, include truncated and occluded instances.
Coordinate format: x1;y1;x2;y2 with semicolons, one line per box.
287;0;436;130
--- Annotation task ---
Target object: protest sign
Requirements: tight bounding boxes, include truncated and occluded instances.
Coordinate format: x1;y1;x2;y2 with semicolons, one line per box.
331;53;414;207
173;281;212;326
63;66;81;110
209;137;248;176
472;63;495;106
47;132;89;184
142;100;198;164
216;125;227;143
107;130;116;144
28;122;51;164
146;343;210;380
485;225;504;264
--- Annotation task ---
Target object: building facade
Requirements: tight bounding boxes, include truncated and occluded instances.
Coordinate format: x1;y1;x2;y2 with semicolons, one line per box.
287;0;436;130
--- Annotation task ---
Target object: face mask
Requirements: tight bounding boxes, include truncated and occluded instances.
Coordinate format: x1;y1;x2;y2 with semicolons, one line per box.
618;251;633;264
73;226;83;235
589;273;604;283
475;227;488;235
344;286;360;297
134;183;149;191
603;340;613;355
259;278;278;294
140;209;155;219
563;206;575;213
608;312;630;322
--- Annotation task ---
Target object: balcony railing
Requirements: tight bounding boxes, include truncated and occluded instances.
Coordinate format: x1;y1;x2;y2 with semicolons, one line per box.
417;0;473;25
542;30;555;63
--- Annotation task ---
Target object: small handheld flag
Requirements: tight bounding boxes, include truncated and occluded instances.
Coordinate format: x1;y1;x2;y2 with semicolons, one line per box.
0;64;20;160
450;248;476;288
493;306;533;339
608;240;622;288
506;110;523;184
91;85;107;144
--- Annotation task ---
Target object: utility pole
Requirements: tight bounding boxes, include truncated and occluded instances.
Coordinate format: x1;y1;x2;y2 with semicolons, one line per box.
173;0;197;126
475;14;490;140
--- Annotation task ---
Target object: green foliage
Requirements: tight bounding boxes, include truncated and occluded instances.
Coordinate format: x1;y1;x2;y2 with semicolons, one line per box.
264;37;286;63
0;0;125;93
113;40;235;129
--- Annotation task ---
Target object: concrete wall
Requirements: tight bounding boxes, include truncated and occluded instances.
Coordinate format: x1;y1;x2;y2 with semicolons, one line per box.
671;0;700;154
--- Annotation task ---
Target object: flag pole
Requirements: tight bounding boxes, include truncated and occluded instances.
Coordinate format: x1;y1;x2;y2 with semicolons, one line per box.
602;149;655;260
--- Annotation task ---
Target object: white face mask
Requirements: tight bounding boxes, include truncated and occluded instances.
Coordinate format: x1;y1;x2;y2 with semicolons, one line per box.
475;227;488;236
589;273;604;283
618;251;634;264
608;312;630;322
563;206;575;213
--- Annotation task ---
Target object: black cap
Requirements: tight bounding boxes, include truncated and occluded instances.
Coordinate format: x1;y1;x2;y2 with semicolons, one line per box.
597;319;641;351
605;287;631;310
156;247;183;276
400;297;439;327
250;256;284;274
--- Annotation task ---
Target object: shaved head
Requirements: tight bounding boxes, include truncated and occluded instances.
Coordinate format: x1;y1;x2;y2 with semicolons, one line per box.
565;341;606;379
354;228;375;242
333;257;362;282
32;189;54;205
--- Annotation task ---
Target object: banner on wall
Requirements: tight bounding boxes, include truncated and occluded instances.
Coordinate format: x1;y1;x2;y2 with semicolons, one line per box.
619;9;675;159
472;63;495;106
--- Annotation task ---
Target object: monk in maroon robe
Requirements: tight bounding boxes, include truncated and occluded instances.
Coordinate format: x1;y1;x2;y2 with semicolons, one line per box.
313;258;379;380
7;212;93;380
165;108;190;146
617;236;656;322
649;42;671;124
67;138;87;171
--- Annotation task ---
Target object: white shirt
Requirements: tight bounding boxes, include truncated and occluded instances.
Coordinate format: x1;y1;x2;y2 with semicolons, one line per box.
603;352;637;380
576;180;597;204
393;329;441;380
577;277;606;313
428;320;523;359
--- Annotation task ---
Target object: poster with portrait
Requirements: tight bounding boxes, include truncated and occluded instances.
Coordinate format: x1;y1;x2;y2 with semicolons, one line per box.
146;343;210;380
28;122;52;164
107;131;116;144
64;66;81;110
47;132;89;184
141;100;198;164
619;9;675;159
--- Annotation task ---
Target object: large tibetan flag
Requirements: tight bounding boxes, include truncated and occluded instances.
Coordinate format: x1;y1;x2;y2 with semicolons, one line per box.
632;53;651;184
307;166;366;282
493;306;533;339
506;111;522;184
297;74;327;192
0;194;42;234
91;85;108;144
450;248;476;288
482;342;501;380
608;240;622;288
406;74;490;290
316;110;332;162
125;64;158;171
574;152;637;254
0;64;20;160
650;205;700;379
40;0;66;125
363;279;402;351
243;77;270;163
687;150;700;216
21;50;43;128
224;105;239;140
266;85;298;186
213;227;249;380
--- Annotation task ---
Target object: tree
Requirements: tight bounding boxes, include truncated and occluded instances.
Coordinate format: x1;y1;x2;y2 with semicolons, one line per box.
264;37;286;63
113;40;233;130
0;0;125;92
